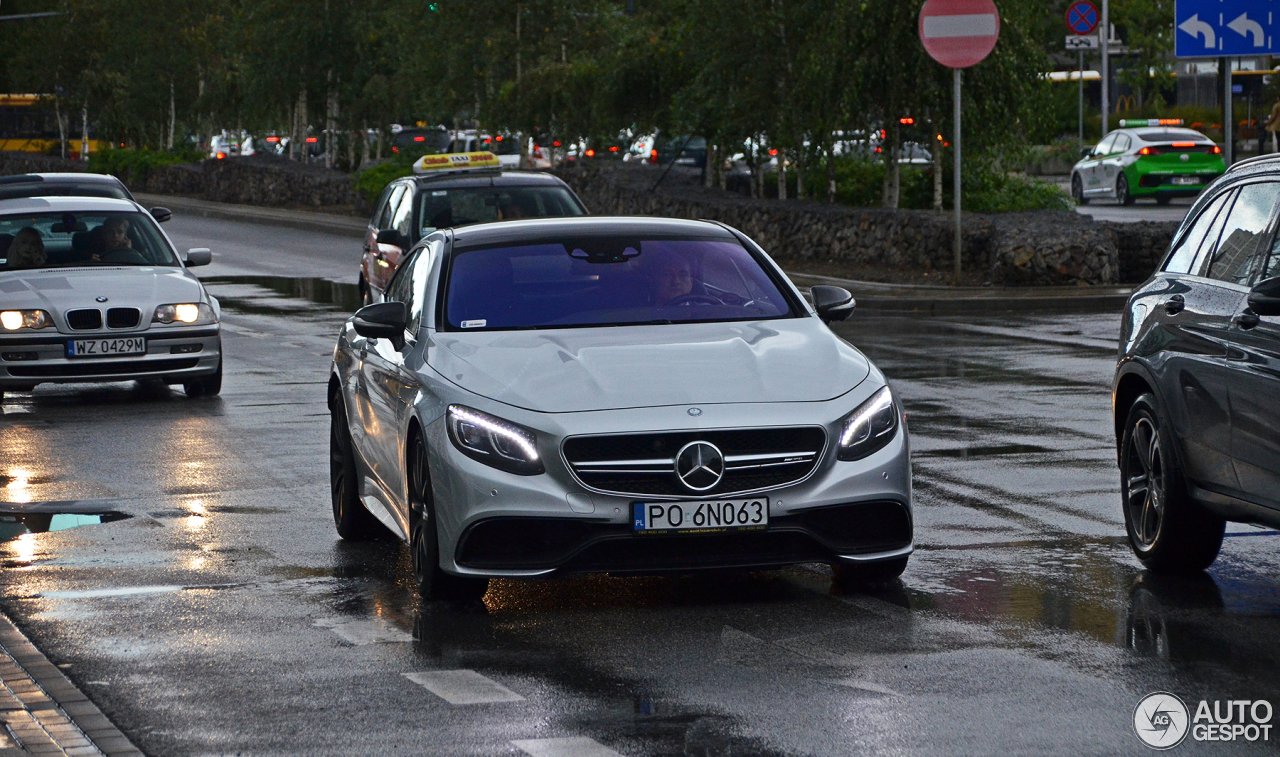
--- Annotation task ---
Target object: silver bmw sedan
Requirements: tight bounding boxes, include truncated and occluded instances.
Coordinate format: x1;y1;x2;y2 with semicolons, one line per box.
328;216;912;601
0;196;222;398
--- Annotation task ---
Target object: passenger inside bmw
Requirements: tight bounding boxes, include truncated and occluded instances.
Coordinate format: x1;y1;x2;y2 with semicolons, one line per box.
5;228;46;269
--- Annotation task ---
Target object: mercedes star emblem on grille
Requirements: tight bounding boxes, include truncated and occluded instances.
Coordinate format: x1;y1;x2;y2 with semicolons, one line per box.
675;441;724;492
687;407;702;416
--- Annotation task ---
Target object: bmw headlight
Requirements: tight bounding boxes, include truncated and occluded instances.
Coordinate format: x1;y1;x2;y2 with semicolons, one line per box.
152;303;216;325
0;310;54;331
446;405;544;475
838;386;899;461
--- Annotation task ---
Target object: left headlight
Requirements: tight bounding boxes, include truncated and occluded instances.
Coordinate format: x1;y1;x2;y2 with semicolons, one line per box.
446;404;544;476
838;386;899;461
0;310;54;331
152;303;216;325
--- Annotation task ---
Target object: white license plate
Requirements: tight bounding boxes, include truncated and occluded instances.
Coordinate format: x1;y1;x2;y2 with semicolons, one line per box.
632;498;768;534
66;337;146;357
1171;176;1199;186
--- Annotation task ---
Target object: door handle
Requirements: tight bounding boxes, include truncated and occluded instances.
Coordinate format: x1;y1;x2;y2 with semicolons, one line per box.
1233;310;1261;330
1164;295;1185;315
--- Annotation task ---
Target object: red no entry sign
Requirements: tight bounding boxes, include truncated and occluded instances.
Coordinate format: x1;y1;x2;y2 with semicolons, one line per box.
1066;1;1099;35
918;0;1000;69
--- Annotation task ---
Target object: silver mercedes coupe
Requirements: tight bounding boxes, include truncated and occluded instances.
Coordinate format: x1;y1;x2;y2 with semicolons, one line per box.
327;216;912;600
0;196;222;398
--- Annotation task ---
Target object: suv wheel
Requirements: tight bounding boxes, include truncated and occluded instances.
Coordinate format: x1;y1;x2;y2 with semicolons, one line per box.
1071;174;1088;205
1120;393;1224;572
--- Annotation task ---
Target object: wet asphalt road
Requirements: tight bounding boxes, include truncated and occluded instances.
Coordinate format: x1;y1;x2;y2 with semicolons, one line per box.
2;217;1280;756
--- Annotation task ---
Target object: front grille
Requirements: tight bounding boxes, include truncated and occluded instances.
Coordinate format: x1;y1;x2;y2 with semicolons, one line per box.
106;308;141;329
563;427;827;497
66;309;102;330
8;357;198;377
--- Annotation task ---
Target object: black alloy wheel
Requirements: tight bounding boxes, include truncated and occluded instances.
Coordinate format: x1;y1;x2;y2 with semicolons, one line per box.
183;358;223;397
831;556;908;593
408;432;489;603
1071;174;1089;205
330;393;380;539
1117;173;1135;205
1120;393;1224;572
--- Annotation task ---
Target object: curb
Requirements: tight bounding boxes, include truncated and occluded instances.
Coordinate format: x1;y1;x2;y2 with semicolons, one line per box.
135;193;1133;314
0;612;143;756
134;193;365;239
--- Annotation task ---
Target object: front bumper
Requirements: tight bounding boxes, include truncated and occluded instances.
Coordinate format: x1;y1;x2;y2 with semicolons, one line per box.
0;326;221;388
424;396;913;578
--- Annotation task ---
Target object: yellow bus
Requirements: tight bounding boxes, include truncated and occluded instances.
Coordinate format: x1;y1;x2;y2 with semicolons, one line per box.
0;94;107;158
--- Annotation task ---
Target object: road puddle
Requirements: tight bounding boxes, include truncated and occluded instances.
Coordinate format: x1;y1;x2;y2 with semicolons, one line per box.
0;503;129;542
201;276;361;316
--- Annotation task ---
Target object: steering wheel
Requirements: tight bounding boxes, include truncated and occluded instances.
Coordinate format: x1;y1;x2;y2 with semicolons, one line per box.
665;293;724;306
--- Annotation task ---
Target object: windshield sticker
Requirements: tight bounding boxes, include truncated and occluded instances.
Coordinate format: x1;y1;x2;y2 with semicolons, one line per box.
432;191;447;196
461;319;487;329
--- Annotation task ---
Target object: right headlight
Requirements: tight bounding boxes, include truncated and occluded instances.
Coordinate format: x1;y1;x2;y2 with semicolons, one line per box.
837;386;899;461
446;405;545;476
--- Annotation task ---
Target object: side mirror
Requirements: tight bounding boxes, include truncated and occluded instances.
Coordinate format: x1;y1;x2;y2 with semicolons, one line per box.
352;301;407;350
811;285;855;323
1080;147;1093;159
184;248;212;267
1248;276;1280;317
150;207;172;223
376;229;406;248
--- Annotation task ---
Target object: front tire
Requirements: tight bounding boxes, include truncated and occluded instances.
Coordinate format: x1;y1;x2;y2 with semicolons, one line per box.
184;358;222;397
330;393;380;540
1071;174;1088;205
1117;172;1134;205
408;432;488;603
832;556;908;593
1120;394;1224;572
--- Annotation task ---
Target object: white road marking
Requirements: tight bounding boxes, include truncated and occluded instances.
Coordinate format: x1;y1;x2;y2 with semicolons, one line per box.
512;737;625;757
403;669;524;704
313;618;413;645
827;678;902;697
40;585;183;599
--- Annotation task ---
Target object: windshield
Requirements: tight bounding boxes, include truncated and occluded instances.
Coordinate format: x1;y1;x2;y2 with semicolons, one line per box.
0;183;131;201
0;211;178;270
444;236;796;331
419;186;584;233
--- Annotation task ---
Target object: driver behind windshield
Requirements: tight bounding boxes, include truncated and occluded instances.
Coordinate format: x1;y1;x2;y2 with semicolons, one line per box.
649;250;694;305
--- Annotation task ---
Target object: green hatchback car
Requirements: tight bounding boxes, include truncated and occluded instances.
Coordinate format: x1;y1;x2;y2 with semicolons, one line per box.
1071;119;1225;206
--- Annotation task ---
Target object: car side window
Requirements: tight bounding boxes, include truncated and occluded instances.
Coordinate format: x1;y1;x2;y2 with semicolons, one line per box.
391;186;415;240
1264;229;1280;281
379;185;406;230
1112;134;1130;153
1202;182;1280;286
372;185;395;227
1165;191;1231;274
1094;134;1116;156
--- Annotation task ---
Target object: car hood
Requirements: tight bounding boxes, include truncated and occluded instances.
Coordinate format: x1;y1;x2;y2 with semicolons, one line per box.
428;318;871;413
0;267;206;329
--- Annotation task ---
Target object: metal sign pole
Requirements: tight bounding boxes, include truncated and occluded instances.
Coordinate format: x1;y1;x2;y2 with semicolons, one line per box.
1224;59;1233;167
1100;0;1109;134
1078;49;1085;152
954;68;962;278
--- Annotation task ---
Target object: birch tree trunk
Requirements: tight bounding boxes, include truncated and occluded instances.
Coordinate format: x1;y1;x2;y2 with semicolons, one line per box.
54;95;66;159
826;142;837;203
777;154;786;200
167;81;176;150
933;132;943;211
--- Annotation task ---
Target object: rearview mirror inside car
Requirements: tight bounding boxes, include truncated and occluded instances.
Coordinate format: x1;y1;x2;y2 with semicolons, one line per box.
1247;276;1280;317
811;285;855;323
352;301;408;350
376;229;406;248
150;207;172;223
184;248;212;267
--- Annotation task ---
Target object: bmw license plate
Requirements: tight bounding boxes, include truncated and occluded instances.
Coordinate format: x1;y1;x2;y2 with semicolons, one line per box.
632;498;768;534
66;337;146;357
1171;176;1199;186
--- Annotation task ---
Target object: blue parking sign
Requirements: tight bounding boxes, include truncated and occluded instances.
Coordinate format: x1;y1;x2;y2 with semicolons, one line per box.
1176;0;1278;57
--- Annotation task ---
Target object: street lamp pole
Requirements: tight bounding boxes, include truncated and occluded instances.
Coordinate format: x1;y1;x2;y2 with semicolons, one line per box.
1100;0;1109;135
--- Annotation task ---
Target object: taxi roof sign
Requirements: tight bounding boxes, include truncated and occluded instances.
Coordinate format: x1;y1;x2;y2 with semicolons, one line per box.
1118;119;1183;127
412;151;501;174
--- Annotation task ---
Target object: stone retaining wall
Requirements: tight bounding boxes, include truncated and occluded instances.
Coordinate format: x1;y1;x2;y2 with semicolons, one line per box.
557;164;1179;285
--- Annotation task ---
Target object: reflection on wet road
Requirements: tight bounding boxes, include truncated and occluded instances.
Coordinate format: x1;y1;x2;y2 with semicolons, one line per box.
1;278;1278;755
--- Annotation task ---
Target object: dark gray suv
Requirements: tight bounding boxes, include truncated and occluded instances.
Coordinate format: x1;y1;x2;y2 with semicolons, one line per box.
1113;154;1280;572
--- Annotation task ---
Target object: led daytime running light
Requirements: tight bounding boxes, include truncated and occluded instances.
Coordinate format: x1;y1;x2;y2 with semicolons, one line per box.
449;405;539;462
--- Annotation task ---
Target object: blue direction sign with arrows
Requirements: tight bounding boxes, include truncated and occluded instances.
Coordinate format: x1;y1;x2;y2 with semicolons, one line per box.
1176;0;1277;57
